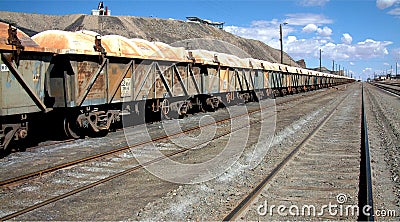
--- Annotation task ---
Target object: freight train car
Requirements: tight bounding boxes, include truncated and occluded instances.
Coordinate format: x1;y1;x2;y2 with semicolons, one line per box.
0;23;54;152
32;29;195;138
0;22;354;154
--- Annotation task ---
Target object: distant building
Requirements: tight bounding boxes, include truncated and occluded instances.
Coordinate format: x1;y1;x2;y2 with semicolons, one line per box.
92;1;111;16
186;17;224;29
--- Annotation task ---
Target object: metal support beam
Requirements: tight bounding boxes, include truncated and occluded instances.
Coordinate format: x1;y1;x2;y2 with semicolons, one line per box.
108;60;133;103
173;65;189;96
155;63;173;98
242;70;250;91
1;53;49;112
234;69;244;91
134;62;154;100
188;66;201;94
77;58;108;106
206;66;219;93
248;69;256;90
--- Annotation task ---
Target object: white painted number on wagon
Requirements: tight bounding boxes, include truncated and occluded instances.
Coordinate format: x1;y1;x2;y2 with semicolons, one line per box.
1;64;9;72
121;78;131;97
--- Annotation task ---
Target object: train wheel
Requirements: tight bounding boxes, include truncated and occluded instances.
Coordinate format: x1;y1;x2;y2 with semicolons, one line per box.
63;117;82;139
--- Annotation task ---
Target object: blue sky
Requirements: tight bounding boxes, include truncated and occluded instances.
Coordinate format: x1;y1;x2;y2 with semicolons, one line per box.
1;0;400;80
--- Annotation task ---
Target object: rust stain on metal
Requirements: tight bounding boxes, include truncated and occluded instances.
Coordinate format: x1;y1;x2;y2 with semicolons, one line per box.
0;22;38;49
77;61;106;100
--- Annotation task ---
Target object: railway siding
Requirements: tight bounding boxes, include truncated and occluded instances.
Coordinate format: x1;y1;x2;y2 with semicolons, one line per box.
364;83;400;220
237;84;362;220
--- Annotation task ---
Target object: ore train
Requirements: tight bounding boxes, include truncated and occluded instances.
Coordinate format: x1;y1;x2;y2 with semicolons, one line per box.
0;22;354;154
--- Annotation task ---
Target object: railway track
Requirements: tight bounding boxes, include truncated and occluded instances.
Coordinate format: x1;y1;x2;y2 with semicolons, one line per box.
370;81;400;96
359;83;374;221
0;94;278;220
363;83;400;220
0;85;353;220
223;83;373;220
0;105;260;187
0;86;342;187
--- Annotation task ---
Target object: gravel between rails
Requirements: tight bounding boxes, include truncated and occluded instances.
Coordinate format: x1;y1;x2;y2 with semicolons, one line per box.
1;84;357;220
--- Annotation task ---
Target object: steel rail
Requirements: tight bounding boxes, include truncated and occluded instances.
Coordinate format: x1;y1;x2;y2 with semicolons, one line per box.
0;85;338;188
0;97;276;221
358;83;374;221
0;98;276;188
370;82;400;97
223;89;351;221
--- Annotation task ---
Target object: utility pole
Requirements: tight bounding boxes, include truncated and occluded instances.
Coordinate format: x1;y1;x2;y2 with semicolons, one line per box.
332;60;335;74
319;49;322;72
280;23;288;64
390;65;393;77
339;65;341;75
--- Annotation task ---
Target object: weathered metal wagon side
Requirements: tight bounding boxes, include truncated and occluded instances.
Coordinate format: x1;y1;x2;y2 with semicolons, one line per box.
0;23;55;151
188;50;262;109
33;30;200;137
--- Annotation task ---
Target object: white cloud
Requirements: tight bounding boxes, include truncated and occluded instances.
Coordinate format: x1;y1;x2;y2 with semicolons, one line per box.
376;0;399;9
284;13;333;26
285;38;392;61
225;19;392;64
353;39;392;59
302;24;332;37
350;62;355;65
388;7;400;16
384;62;390;66
299;0;330;7
363;68;373;73
341;33;353;45
284;38;322;56
303;24;318;33
317;26;332;36
287;36;298;43
224;19;294;49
